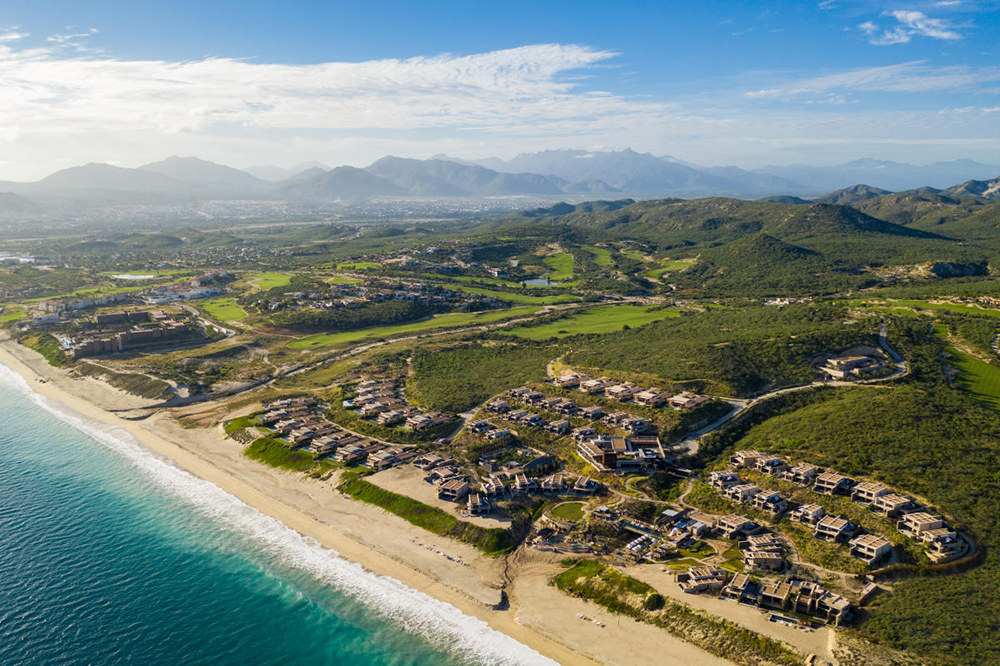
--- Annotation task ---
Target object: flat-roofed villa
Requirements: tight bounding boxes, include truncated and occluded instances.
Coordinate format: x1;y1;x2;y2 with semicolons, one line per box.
755;455;788;476
849;534;893;564
544;419;570;434
726;483;762;503
467;493;489;515
676;566;727;594
759;580;852;625
730;450;762;468
480;476;506;497
814;471;854;495
815;515;857;541
553;373;580;388
783;463;819;485
792;503;827;525
709;470;740;489
580;378;606;394
413;452;447;470
872;493;915;517
715;514;761;539
752;491;789;515
898;512;945;537
605;385;633;401
721;573;755;602
580;405;602;419
485;428;512;443
852;481;890;504
922;528;963;562
438;478;470;502
634;389;671;407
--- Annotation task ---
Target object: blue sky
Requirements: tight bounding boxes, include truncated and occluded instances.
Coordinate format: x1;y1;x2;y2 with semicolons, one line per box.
0;0;997;179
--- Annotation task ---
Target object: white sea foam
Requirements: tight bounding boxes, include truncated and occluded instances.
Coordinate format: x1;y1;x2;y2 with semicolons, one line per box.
0;364;559;666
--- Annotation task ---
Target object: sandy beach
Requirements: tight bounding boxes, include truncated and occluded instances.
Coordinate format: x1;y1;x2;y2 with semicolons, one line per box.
0;337;735;666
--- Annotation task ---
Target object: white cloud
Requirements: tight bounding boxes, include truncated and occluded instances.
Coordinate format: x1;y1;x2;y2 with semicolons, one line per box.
865;10;962;45
746;61;1000;98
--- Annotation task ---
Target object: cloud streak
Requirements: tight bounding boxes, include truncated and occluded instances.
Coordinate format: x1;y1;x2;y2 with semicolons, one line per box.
861;10;963;46
746;61;1000;98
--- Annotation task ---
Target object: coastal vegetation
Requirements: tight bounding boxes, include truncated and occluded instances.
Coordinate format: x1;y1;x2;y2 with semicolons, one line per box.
337;476;525;556
554;560;801;666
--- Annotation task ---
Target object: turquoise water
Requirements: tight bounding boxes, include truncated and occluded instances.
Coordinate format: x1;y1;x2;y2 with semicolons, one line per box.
0;364;555;666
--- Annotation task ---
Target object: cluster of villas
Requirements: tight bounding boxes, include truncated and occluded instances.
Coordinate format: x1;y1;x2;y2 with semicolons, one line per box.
675;567;854;626
258;396;418;469
552;373;710;411
716;450;965;565
410;451;598;518
344;379;452;432
254;278;502;313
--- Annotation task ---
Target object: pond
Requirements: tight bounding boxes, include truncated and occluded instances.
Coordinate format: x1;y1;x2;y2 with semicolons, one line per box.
521;277;557;286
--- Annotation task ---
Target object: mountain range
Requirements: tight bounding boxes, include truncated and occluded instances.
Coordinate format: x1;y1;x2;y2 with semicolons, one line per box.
0;150;997;212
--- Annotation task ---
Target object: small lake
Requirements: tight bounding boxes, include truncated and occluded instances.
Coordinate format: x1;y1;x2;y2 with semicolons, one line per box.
521;277;557;286
111;274;157;280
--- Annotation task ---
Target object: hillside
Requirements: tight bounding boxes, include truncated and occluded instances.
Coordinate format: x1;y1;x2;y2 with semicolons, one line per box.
941;177;1000;200
138;156;270;193
279;166;404;200
814;184;892;205
853;191;987;227
0;192;39;213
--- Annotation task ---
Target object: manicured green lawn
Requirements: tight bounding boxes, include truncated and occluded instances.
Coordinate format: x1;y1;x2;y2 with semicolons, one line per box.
441;283;577;305
336;262;381;270
583;245;613;267
542;252;574;280
249;273;292;290
505;304;679;340
550;502;585;521
645;259;693;279
0;305;27;322
288;306;542;349
942;339;1000;410
619;248;648;262
450;275;574;290
199;297;246;321
326;276;362;284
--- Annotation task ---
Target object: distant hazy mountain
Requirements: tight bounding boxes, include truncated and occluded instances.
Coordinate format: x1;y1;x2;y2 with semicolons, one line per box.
245;161;330;181
364;156;567;196
814;184;893;205
0;191;39;213
33;163;189;193
279;166;403;200
758;195;811;204
138;156;269;193
756;158;1000;193
474;148;803;196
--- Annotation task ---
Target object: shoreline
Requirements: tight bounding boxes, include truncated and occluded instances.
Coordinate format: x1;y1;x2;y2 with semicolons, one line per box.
0;338;729;666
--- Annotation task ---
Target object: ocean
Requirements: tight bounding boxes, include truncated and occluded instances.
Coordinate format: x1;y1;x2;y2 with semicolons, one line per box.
0;364;556;666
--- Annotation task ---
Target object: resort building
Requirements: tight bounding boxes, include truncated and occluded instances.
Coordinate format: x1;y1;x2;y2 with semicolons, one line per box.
898;512;946;537
783;463;819;485
873;493;917;518
791;503;827;526
849;534;893;564
676;566;727;594
852;481;890;504
815;515;857;542
814;471;854;495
